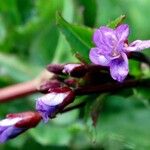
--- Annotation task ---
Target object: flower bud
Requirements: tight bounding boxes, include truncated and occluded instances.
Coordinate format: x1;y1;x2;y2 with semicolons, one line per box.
38;79;62;93
0;112;41;143
64;78;77;87
36;87;75;122
47;64;64;75
63;64;87;77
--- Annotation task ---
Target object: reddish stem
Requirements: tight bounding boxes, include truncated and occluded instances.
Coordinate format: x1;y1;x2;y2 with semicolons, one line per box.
75;78;150;95
0;80;37;103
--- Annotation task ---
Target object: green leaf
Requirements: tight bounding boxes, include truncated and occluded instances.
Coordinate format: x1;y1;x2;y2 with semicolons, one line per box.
78;0;97;27
98;108;150;150
52;0;76;63
56;13;94;63
107;15;126;28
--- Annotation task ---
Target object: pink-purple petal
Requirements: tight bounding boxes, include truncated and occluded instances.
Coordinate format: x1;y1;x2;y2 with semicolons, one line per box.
125;40;150;51
115;24;129;42
93;29;104;47
110;53;128;82
89;48;110;66
93;27;117;53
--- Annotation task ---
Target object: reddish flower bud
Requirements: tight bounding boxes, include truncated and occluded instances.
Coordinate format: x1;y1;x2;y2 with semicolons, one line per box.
63;64;87;77
47;64;64;75
0;112;41;143
38;79;62;93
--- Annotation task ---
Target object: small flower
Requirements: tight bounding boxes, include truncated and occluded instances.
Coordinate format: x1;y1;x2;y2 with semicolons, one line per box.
0;112;41;143
36;87;75;122
89;24;150;82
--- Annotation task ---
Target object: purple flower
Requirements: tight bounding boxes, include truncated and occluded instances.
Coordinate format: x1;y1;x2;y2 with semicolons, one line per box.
89;24;150;82
0;112;41;143
36;87;75;122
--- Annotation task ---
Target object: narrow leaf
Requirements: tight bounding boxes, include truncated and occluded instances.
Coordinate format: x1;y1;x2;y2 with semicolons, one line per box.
107;15;126;28
56;13;94;62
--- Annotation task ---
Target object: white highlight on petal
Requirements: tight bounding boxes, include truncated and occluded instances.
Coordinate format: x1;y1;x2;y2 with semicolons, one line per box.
110;53;128;82
89;48;110;66
38;92;70;106
98;55;110;66
0;118;21;126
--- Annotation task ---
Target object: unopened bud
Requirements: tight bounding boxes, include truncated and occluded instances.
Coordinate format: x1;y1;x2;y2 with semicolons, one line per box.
63;64;87;77
38;79;62;93
36;87;75;122
0;111;41;143
47;64;64;75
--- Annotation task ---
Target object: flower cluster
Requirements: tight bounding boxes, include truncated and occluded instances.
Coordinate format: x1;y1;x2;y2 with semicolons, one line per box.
89;24;150;82
1;23;150;144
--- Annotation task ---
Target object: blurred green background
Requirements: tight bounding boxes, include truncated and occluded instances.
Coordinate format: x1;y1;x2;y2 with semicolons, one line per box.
0;0;150;149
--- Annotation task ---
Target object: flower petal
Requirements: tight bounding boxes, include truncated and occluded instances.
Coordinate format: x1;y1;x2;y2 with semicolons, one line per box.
115;24;129;42
89;48;110;66
0;118;21;126
125;40;150;51
110;53;128;82
93;27;117;53
0;126;26;143
36;99;58;122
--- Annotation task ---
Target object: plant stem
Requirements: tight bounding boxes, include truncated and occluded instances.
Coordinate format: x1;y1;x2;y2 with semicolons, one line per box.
74;78;150;95
0;76;149;104
0;80;37;103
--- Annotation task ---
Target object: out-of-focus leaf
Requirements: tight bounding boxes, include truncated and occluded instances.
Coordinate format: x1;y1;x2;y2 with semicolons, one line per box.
134;87;150;100
91;94;106;127
35;0;63;22
107;15;126;28
0;53;40;81
78;0;97;27
29;24;59;66
29;123;71;146
56;13;94;62
17;0;34;23
129;60;142;77
53;110;79;125
52;0;76;63
0;17;7;45
97;108;150;150
0;0;21;25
